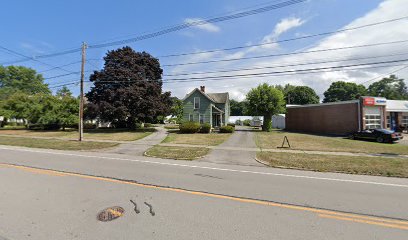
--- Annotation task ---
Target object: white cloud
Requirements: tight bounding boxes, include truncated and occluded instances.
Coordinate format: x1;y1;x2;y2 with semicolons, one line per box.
165;0;408;101
184;18;221;33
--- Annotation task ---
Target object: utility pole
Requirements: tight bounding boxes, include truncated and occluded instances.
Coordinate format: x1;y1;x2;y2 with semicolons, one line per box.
79;42;87;141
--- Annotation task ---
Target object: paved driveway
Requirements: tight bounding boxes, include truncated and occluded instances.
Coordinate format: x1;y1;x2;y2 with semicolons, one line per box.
199;126;264;166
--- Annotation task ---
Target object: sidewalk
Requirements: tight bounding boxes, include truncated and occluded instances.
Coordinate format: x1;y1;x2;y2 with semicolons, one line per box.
107;126;169;155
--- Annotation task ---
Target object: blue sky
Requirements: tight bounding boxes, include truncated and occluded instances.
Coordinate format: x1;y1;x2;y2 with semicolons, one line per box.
1;0;407;100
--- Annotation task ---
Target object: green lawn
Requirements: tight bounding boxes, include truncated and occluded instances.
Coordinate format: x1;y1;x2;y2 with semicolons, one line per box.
162;132;232;146
0;128;155;141
257;151;408;178
256;130;408;155
0;136;118;151
145;146;209;160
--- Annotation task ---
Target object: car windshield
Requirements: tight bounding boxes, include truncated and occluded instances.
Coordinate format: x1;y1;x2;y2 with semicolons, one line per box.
374;129;394;134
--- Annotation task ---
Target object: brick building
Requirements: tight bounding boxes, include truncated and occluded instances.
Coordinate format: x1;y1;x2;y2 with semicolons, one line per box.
286;97;408;135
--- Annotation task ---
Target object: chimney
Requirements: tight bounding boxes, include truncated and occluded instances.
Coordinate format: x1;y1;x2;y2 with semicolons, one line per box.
200;86;205;92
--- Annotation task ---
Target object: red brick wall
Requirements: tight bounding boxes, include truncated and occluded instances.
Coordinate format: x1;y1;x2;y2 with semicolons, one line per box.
286;102;359;135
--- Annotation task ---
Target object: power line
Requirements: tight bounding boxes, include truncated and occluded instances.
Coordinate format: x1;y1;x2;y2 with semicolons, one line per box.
87;0;306;49
359;65;408;84
0;45;76;73
84;64;406;85
163;52;408;77
48;81;79;89
84;59;408;84
161;39;408;67
157;16;408;58
43;72;79;80
38;60;82;73
162;58;408;81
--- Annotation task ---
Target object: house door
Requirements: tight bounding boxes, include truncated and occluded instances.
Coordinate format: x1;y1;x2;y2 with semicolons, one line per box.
212;114;220;127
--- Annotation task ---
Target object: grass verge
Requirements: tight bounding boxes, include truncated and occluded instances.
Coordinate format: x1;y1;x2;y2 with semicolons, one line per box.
0;136;118;151
162;132;231;146
256;130;408;155
145;146;210;160
257;151;408;177
0;128;154;141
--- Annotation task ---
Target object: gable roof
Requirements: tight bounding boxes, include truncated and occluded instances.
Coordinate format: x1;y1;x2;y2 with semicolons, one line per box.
183;88;229;104
207;93;229;103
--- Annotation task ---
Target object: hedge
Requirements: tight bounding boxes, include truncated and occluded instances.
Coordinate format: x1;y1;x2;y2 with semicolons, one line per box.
179;121;201;133
219;125;235;133
200;123;211;133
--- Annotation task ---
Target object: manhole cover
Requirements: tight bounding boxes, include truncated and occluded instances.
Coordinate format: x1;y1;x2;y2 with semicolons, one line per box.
97;206;125;222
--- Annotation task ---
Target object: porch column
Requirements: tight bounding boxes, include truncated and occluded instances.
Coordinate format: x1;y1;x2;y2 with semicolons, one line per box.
220;113;223;126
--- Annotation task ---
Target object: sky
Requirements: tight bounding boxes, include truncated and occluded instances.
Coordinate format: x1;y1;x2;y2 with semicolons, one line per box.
1;0;407;101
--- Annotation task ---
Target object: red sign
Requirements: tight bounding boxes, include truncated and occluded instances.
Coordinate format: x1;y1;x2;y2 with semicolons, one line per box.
363;97;375;106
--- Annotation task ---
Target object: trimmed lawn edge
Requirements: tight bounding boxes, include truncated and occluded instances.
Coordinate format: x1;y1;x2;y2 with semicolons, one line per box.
0;136;119;151
256;151;408;178
144;146;210;160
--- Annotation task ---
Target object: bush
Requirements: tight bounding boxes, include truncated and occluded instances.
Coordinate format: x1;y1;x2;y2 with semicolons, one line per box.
200;123;211;133
144;123;153;128
179;121;201;134
219;125;235;133
227;123;235;128
243;119;251;126
27;123;60;130
83;123;96;129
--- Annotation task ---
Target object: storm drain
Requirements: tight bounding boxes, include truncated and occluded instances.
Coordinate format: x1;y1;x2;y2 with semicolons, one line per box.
97;206;125;222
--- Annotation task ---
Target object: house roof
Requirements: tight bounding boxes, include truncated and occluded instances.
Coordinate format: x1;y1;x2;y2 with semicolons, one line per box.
212;104;224;113
183;88;229;104
207;93;229;103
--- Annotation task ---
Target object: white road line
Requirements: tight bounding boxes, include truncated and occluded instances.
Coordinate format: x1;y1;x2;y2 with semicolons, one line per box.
1;146;408;188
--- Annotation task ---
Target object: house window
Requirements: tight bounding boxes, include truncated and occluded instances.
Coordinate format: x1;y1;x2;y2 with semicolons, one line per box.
189;114;193;121
194;97;200;109
365;114;381;129
199;114;204;124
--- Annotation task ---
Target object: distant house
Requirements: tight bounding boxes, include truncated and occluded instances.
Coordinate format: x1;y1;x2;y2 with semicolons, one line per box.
182;86;230;127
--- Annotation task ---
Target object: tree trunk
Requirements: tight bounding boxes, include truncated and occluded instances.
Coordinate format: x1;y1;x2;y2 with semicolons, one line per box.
262;114;272;132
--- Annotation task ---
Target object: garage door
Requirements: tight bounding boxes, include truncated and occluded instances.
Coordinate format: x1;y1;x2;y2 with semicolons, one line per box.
364;106;382;129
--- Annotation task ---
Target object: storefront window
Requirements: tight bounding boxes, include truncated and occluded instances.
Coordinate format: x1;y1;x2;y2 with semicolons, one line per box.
402;115;408;127
386;115;390;128
365;114;381;129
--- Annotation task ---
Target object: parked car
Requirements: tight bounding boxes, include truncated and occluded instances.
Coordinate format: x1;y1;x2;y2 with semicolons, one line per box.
350;129;403;143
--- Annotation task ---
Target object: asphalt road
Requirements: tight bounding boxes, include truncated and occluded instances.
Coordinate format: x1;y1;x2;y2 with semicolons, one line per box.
0;145;407;239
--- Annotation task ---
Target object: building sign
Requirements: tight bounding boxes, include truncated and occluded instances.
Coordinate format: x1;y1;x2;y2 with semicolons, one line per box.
363;97;387;106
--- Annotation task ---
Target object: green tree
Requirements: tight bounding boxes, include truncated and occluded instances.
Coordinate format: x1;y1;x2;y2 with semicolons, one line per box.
56;87;79;130
286;86;319;105
230;99;246;116
246;83;285;132
367;75;408;100
170;97;183;123
86;46;172;128
0;65;50;100
323;81;367;103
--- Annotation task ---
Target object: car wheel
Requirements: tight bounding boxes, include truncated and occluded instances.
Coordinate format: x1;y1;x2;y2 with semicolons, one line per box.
376;137;384;143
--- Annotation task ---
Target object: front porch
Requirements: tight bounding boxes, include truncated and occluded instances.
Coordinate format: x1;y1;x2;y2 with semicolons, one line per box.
212;105;225;128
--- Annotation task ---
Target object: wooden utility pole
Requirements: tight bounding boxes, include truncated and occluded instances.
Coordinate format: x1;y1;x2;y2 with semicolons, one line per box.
79;42;87;141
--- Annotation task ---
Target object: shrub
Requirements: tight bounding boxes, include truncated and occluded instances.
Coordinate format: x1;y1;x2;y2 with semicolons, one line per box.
227;123;235;128
200;123;211;133
179;121;201;134
219;125;235;133
83;123;96;129
144;123;153;128
243;119;251;126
